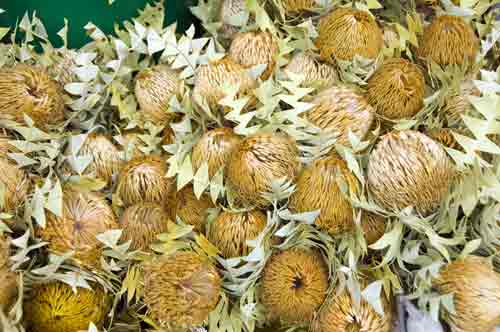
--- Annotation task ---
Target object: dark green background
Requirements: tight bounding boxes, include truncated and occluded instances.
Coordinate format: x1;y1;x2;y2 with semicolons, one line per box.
0;0;194;48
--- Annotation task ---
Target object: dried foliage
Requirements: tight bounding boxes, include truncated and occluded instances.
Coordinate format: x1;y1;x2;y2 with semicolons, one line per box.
218;0;246;39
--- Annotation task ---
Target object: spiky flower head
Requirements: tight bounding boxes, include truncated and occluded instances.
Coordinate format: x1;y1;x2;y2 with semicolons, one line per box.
0;156;30;215
361;212;386;246
366;58;425;120
305;86;375;146
36;186;118;267
119;203;170;251
0;234;10;269
442;80;480;127
116;156;175;210
135;65;181;124
289;156;359;236
316;8;383;63
175;185;214;232
193;57;256;111
192;128;242;179
226;132;301;208
260;248;329;324
208;210;266;258
367;130;455;215
218;0;246;40
0;268;17;313
228;31;279;80
24;282;110;332
416;15;479;67
426;128;459;149
313;284;393;332
285;52;338;89
143;251;222;329
0;64;65;128
277;0;316;13
433;256;500;332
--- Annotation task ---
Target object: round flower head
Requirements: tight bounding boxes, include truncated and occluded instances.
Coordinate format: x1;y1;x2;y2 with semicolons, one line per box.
417;15;479;67
442;80;480;127
36;186;118;267
218;0;246;40
313;283;393;332
175;185;214;232
366;58;425;120
135;65;181;124
260;248;329;324
316;8;383;63
119;203;170;251
289;156;359;236
0;157;30;215
229;31;279;80
0;64;65;128
277;0;316;13
225;132;301;208
0;234;10;269
433;256;500;332
116;155;175;210
208;210;266;258
305;85;375;146
143;251;222;329
192;128;242;179
0;268;17;313
426;128;459;150
193;57;256;111
24;282;110;332
367;130;455;215
285;52;338;89
361;212;386;246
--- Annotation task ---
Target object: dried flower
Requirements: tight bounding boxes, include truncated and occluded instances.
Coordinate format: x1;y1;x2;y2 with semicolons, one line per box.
226;132;301;208
260;248;329;323
0;268;17;313
208;210;266;258
367;130;455;214
366;58;425;120
361;212;386;246
175;185;214;232
426;128;459;149
218;0;246;40
143;251;222;329
0;157;30;215
442;80;480;127
285;52;338;89
277;0;316;13
316;8;383;63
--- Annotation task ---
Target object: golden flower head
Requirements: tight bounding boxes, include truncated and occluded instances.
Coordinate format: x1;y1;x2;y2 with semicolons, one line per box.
24;282;110;332
0;234;11;269
285;52;338;89
135;65;181;124
218;0;246;40
367;130;455;215
442;80;480;127
361;212;386;246
143;251;222;329
228;31;279;80
316;8;383;63
289;156;359;236
260;248;329;324
175;185;214;232
277;0;316;13
192;127;242;179
208;209;266;258
366;58;425;120
305;85;375;146
417;15;479;67
36;186;118;267
0;64;65;128
192;57;256;111
0;268;17;313
0;157;30;215
426;128;459;150
119;203;170;251
313;283;393;332
116;155;175;209
225;132;301;208
433;256;500;332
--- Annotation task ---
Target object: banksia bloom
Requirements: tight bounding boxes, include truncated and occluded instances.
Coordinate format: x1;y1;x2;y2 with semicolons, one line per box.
316;8;383;63
0;64;65;128
0;157;30;215
24;282;110;332
366;59;425;120
0;268;17;313
135;65;181;124
36;187;118;267
192;57;256;111
192;128;242;179
305;86;375;146
218;0;246;40
361;212;386;245
260;248;329;324
208;210;267;258
313;284;393;332
367;131;454;215
426;128;459;149
277;0;316;13
119;203;170;251
285;52;338;89
433;256;500;332
0;235;10;269
417;15;479;67
226;132;301;208
175;185;214;232
143;251;222;329
289;156;359;236
116;156;175;209
442;80;480;127
228;31;279;80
